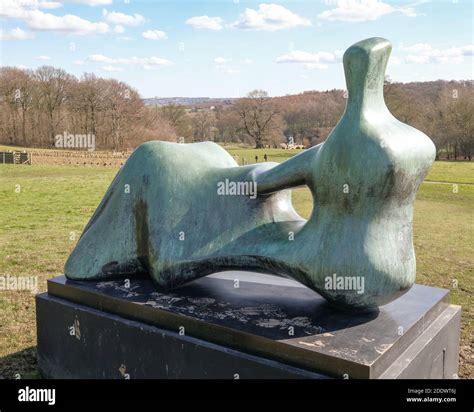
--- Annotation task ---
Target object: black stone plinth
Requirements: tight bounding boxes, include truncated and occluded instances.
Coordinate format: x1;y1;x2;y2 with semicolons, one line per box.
36;272;461;379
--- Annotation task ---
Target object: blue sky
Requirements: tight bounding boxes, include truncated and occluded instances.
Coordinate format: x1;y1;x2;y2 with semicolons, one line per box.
1;0;472;97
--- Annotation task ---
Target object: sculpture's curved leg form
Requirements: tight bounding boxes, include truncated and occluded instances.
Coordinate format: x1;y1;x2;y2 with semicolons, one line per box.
65;142;300;285
65;37;436;311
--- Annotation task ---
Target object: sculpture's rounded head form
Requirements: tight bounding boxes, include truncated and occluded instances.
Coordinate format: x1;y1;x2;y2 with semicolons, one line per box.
343;37;391;108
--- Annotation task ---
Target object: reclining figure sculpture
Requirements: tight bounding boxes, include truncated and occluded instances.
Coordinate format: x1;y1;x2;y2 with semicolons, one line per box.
65;38;436;311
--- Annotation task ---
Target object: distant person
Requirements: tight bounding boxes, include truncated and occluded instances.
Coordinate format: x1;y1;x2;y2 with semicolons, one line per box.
264;153;268;162
255;155;258;163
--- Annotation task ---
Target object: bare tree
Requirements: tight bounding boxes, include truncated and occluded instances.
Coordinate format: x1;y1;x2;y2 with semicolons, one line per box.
34;66;75;146
0;68;29;144
235;90;285;148
215;106;244;143
191;110;216;141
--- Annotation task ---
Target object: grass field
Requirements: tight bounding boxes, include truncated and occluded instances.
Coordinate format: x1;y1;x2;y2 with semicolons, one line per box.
0;150;472;378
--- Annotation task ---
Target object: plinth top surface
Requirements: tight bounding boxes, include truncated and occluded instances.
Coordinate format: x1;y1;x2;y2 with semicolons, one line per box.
47;272;448;378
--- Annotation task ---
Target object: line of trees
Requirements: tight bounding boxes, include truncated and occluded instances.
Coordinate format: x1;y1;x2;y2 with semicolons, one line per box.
383;80;473;160
0;66;176;150
0;65;472;159
159;89;345;149
158;81;473;159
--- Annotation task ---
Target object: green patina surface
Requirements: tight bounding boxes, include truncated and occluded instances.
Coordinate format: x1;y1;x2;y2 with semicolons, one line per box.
65;38;436;310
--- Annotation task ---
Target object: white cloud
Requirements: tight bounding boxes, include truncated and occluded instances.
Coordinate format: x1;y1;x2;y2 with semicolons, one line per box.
69;0;113;5
114;25;125;34
0;2;110;35
401;43;474;64
232;4;311;31
318;0;418;22
88;54;173;70
0;0;62;17
0;27;35;40
276;49;340;69
73;59;85;65
36;55;51;60
405;55;430;64
102;9;145;27
101;65;123;72
89;54;115;63
214;57;240;75
0;3;19;19
27;10;109;34
0;0;38;18
400;43;432;54
216;66;240;75
137;57;174;68
185;15;223;30
214;57;231;64
142;29;167;40
142;64;171;71
241;58;253;64
38;1;63;9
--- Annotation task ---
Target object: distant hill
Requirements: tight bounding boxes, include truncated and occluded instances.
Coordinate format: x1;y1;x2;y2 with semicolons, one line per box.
143;80;473;108
143;97;237;107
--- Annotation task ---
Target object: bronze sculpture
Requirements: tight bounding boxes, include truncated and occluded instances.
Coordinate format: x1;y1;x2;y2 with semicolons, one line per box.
65;38;436;311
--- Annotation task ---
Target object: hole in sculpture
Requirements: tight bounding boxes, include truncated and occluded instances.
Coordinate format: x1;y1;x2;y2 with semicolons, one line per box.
291;186;313;220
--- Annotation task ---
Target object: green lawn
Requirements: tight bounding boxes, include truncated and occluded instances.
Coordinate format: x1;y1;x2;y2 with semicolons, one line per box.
423;161;474;185
0;152;472;378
